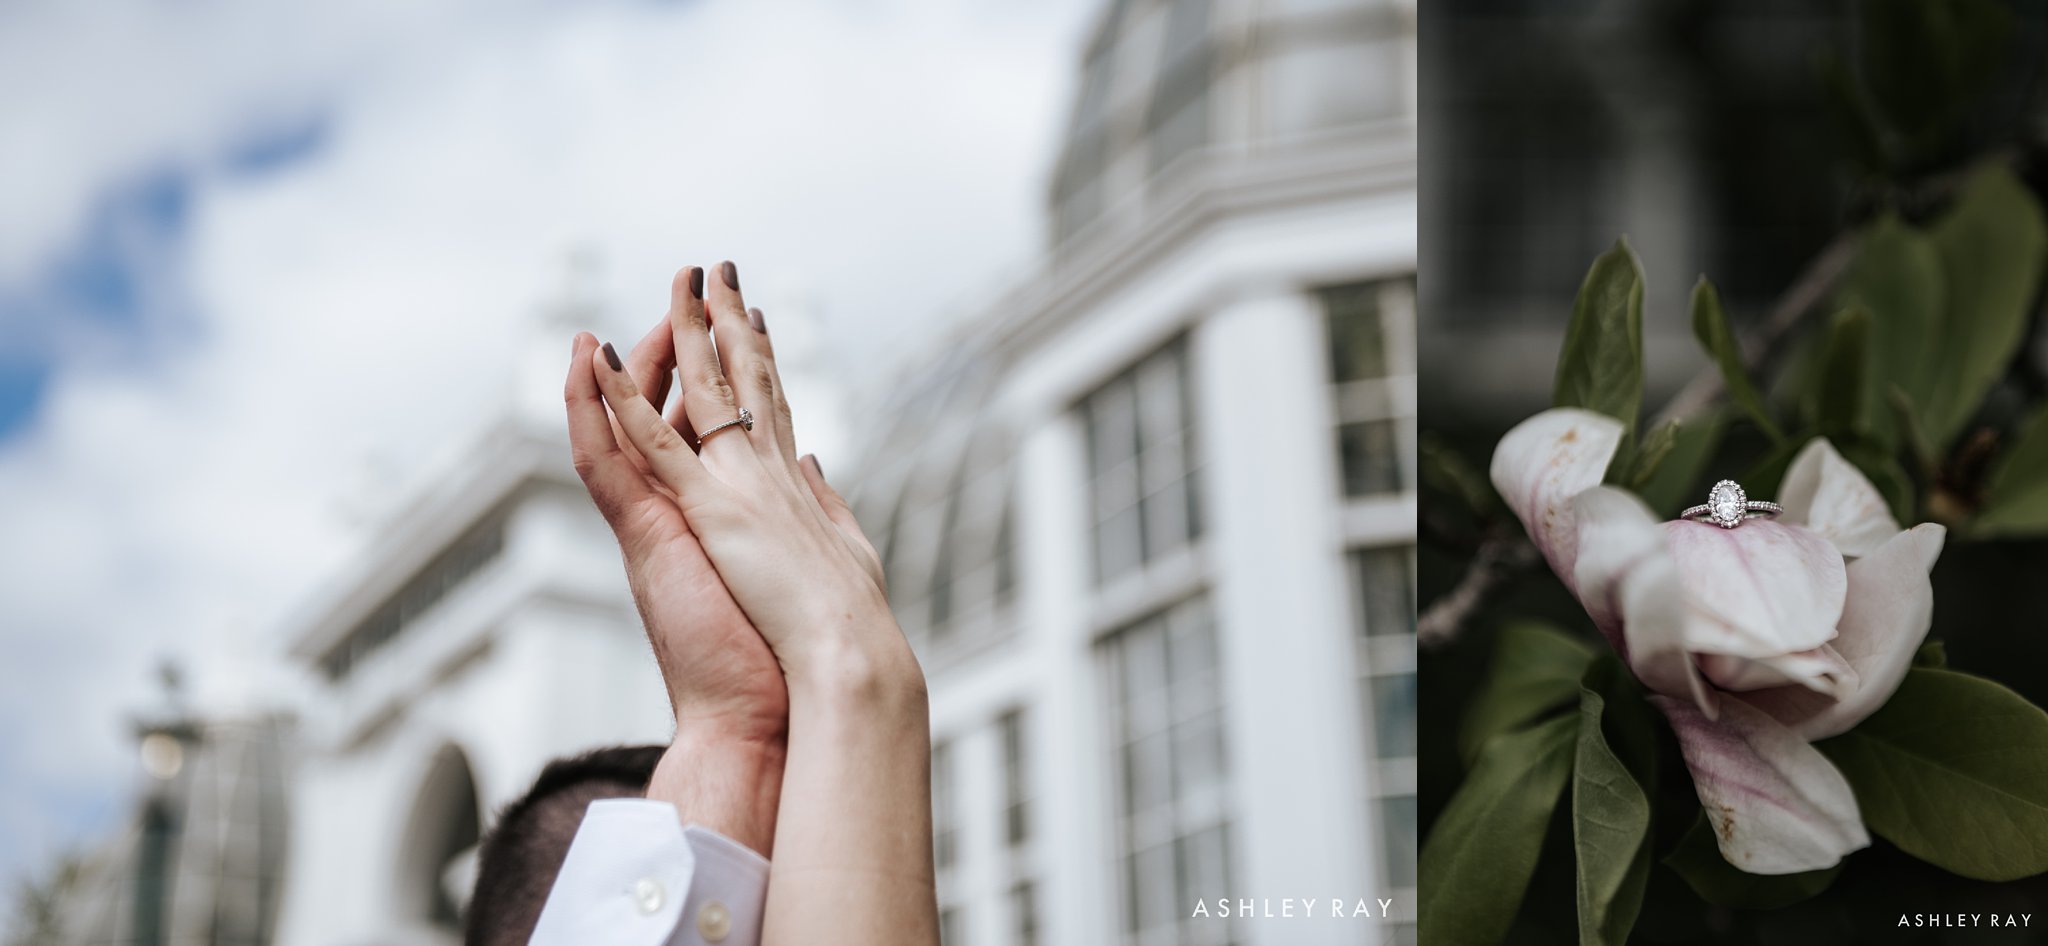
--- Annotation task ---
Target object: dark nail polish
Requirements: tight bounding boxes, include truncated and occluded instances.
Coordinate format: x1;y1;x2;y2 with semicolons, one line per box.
721;260;740;291
688;266;704;300
602;342;623;372
748;307;766;333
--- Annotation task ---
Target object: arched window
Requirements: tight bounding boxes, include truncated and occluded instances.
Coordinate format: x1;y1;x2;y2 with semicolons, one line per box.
395;744;482;934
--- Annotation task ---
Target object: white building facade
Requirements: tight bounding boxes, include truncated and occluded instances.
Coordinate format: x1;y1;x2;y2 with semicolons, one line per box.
251;1;1415;944
847;2;1417;945
272;408;671;946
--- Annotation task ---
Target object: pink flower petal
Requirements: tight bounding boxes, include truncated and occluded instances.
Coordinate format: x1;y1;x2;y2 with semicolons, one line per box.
1490;409;1625;591
1573;487;1717;717
1663;520;1846;659
1653;695;1870;874
1698;645;1858;699
1744;523;1946;740
1778;438;1900;558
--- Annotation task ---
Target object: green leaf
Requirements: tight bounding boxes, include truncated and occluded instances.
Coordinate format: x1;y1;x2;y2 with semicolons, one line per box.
1817;49;1888;174
1421;433;1500;519
1836;215;1943;444
1807;307;1870;441
1689;277;1781;442
1740;434;1815;501
1974;407;2048;536
1663;813;1841;909
1634;411;1727;518
1625;419;1681;489
1835;436;1916;525
1915;639;1947;668
1573;679;1651;946
1554;240;1645;436
1817;668;2048;881
1461;621;1598;768
1421;715;1577;946
1886;385;1936;480
1922;166;2048;449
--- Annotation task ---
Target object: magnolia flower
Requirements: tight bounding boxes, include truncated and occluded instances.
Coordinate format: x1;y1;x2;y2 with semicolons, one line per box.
1490;408;1946;875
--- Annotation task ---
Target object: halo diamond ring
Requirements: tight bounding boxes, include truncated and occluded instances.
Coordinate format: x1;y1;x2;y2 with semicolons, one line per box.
1681;479;1783;529
696;407;754;445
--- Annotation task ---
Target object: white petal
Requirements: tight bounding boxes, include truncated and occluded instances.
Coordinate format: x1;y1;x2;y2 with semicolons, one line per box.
1663;520;1847;659
1652;696;1870;874
1698;645;1858;699
1572;487;1716;716
1490;408;1626;591
1746;523;1946;740
1778;438;1901;558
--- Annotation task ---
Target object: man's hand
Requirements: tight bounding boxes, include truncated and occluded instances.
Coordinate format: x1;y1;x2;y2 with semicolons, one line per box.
564;299;786;854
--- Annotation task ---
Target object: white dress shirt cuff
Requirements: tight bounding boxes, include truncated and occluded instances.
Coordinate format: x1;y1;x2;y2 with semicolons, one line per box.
528;798;769;946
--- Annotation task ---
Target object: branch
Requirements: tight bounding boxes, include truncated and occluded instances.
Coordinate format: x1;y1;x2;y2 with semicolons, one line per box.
1650;232;1861;429
1417;231;1861;649
1415;535;1537;648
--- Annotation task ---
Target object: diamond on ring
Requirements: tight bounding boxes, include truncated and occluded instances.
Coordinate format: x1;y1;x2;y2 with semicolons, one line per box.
1681;479;1783;529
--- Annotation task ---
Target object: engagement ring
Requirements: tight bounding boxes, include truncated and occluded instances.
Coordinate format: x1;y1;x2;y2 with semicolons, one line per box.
1681;479;1782;529
696;407;754;444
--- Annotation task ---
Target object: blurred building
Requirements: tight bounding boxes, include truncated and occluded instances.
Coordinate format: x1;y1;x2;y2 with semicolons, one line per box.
20;1;1415;944
17;670;292;946
846;1;1417;944
1418;0;1842;424
263;286;675;945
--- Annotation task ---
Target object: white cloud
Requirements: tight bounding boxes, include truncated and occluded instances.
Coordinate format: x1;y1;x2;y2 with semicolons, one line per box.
0;0;1094;885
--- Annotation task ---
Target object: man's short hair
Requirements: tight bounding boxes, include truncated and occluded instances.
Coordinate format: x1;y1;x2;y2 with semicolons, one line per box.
466;744;664;946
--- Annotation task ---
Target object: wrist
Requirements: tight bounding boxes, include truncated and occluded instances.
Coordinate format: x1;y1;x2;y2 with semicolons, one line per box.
647;726;787;857
783;621;928;722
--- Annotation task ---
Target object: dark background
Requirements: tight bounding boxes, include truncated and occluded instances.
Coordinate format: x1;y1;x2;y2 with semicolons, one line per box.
1418;0;2048;942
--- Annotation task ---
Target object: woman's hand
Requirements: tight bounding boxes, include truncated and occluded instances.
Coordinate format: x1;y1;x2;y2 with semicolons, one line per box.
580;262;911;704
579;262;937;946
566;321;790;855
566;322;789;741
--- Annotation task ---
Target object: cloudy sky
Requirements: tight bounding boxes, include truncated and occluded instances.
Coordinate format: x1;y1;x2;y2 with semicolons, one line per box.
0;0;1093;888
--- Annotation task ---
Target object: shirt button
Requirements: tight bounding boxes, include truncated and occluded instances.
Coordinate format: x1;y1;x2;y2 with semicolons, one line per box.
632;877;665;915
696;900;732;942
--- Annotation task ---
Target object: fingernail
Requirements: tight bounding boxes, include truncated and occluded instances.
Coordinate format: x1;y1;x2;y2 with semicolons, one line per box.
602;342;623;372
688;266;704;300
748;307;766;333
720;260;740;291
805;454;823;478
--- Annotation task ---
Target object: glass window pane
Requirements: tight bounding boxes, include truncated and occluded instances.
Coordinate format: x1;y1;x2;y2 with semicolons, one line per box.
1265;36;1404;135
1339;418;1405;496
1098;504;1145;584
1378;795;1419;888
1325;283;1389;382
1104;597;1230;946
1355;547;1416;637
1085;340;1202;585
1091;380;1141;474
1172;711;1227;795
1143;478;1190;561
1370;673;1417;759
1131;844;1177;933
1125;732;1173;814
1012;882;1039;946
1177;824;1232;946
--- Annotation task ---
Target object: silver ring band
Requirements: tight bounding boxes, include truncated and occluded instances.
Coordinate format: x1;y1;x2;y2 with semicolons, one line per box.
1681;500;1782;522
695;407;754;445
